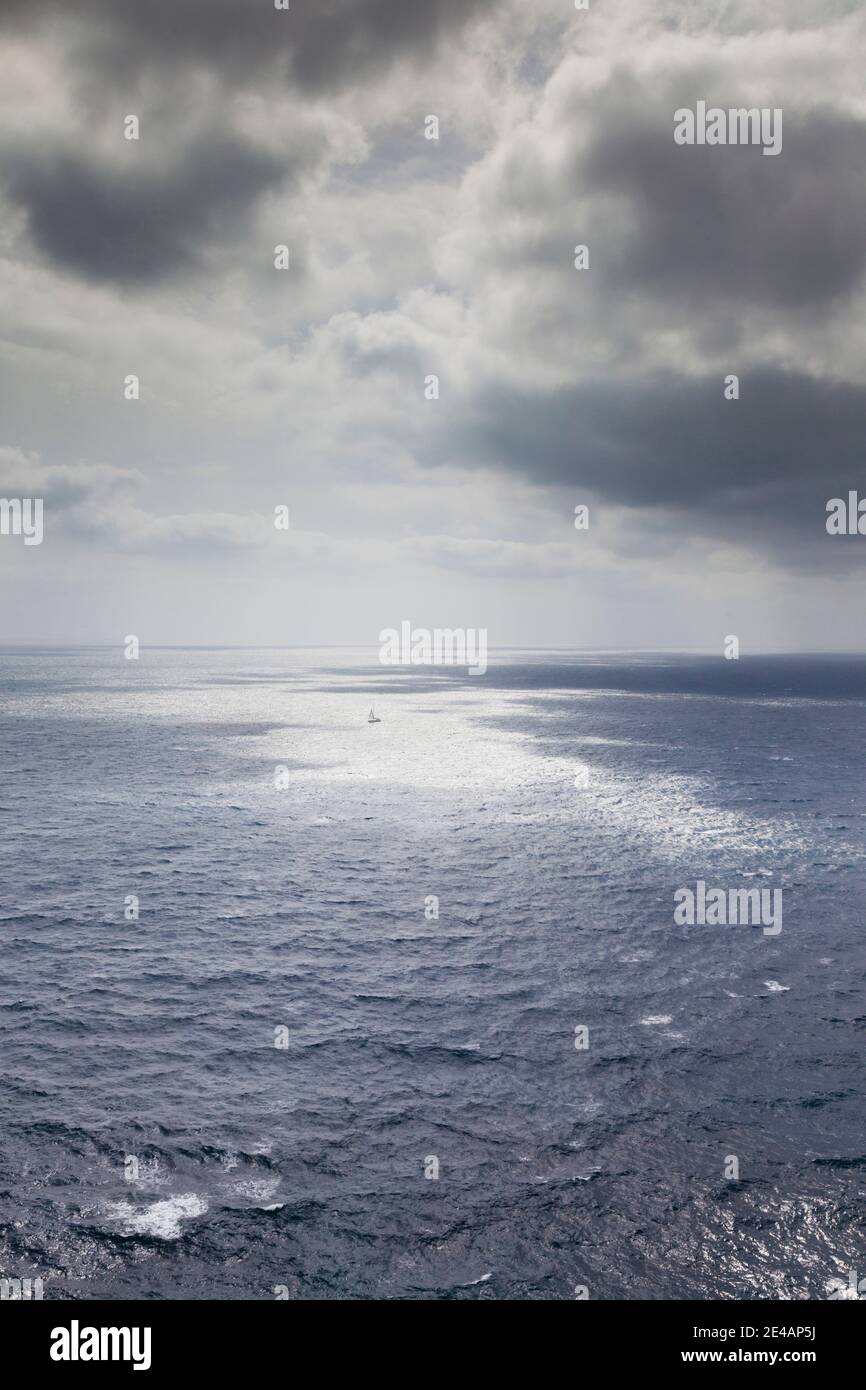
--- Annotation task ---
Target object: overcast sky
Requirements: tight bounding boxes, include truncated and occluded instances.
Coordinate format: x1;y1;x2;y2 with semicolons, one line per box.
0;0;864;649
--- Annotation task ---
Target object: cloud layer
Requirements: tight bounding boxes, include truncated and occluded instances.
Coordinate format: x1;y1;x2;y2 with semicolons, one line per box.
1;0;864;645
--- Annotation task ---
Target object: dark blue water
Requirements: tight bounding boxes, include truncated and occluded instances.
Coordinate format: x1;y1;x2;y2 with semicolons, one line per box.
1;649;864;1299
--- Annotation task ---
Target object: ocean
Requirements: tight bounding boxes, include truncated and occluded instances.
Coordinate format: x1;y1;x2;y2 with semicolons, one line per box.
0;648;864;1300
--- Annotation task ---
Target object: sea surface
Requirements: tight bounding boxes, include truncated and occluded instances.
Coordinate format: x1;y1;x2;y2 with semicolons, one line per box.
0;648;864;1300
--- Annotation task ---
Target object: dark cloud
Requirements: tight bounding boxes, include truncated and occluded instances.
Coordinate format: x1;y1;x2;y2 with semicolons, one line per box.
3;135;291;283
472;69;866;328
582;100;866;313
0;0;502;91
418;368;866;565
0;0;502;283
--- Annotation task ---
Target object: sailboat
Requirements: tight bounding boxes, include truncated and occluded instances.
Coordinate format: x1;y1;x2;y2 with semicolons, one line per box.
367;706;381;724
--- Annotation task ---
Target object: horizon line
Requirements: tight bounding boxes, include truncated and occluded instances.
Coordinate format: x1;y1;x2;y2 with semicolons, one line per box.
1;643;866;656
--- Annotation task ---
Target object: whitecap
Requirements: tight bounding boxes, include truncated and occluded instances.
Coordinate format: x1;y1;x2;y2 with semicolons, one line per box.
763;980;790;993
105;1193;208;1240
640;1014;672;1026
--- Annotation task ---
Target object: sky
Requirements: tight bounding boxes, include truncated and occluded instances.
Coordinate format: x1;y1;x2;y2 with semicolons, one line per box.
0;0;864;650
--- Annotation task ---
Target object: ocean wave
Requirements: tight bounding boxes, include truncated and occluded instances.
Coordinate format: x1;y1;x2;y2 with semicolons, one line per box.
102;1193;208;1240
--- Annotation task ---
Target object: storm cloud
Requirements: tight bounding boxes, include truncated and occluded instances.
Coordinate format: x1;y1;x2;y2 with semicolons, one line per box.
0;0;504;90
420;370;866;567
4;135;292;283
583;104;866;314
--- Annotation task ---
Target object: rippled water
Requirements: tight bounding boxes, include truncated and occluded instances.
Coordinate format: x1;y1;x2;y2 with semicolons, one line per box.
0;648;864;1299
